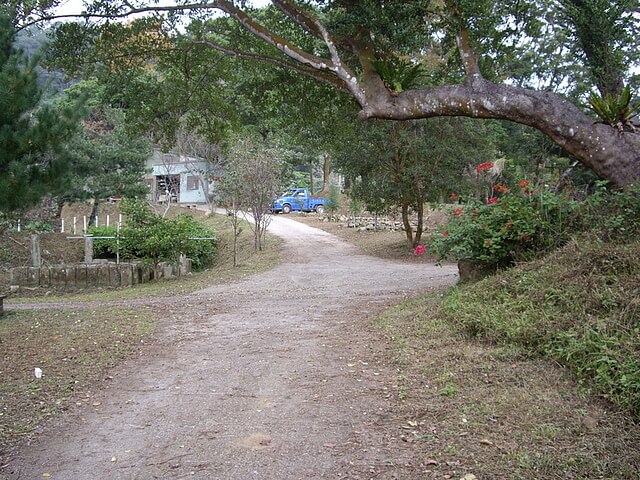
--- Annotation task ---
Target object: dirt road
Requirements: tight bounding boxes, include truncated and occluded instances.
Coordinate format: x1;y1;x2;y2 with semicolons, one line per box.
4;216;457;479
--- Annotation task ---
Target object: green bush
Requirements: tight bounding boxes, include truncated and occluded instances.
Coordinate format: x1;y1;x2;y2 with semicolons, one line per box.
88;199;217;270
429;181;576;265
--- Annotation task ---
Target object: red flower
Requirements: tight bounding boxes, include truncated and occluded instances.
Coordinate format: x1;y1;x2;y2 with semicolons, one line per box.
521;233;531;241
492;183;509;193
475;162;494;174
472;209;480;214
486;197;498;205
505;223;512;230
485;239;492;246
414;244;426;256
449;193;459;201
452;208;464;217
442;230;449;237
518;179;530;188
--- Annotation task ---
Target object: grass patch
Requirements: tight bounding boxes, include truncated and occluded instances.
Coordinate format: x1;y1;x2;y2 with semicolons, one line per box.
0;307;154;451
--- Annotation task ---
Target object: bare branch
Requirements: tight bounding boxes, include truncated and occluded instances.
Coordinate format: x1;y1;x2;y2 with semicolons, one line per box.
271;0;323;39
192;39;349;91
272;0;365;103
443;0;482;81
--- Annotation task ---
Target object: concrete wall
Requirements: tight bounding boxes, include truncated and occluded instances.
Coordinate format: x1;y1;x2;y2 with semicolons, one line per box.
10;259;192;291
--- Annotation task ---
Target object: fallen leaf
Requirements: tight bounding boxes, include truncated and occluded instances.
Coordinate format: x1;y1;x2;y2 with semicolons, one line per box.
111;456;117;462
41;474;51;478
479;438;494;446
460;474;477;480
92;401;101;407
425;459;438;466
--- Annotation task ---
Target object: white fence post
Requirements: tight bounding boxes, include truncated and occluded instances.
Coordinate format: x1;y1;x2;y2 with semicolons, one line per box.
106;215;110;227
61;218;65;233
73;217;77;235
83;216;87;234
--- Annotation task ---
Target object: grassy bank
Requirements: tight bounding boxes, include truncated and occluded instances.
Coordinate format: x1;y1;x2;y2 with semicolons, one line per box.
373;237;640;478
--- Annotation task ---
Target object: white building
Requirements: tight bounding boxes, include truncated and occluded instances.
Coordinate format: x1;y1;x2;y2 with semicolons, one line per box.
145;150;223;205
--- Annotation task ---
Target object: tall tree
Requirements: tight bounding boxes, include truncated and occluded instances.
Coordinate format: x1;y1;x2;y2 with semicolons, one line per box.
338;117;500;247
0;9;80;213
60;80;151;207
31;1;640;187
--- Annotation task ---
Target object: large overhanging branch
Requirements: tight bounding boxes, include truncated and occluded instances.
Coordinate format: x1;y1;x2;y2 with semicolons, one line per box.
360;78;640;188
25;1;347;86
271;0;324;39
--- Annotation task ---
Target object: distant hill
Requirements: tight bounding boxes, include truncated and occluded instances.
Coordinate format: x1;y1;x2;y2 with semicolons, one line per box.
15;25;75;96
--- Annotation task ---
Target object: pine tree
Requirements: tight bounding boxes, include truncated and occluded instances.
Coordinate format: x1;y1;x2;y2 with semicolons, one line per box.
0;10;80;213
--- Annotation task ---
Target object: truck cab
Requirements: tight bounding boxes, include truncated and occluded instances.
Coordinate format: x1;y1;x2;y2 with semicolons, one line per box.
271;188;327;214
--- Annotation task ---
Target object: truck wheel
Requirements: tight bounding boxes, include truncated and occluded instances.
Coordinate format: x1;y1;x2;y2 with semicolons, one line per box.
282;204;292;214
315;205;325;214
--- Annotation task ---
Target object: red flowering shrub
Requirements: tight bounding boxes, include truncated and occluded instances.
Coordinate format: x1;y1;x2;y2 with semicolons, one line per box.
429;184;577;264
449;193;459;201
414;244;426;255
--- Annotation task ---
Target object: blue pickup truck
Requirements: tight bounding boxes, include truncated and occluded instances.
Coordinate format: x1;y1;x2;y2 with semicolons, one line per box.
271;188;327;214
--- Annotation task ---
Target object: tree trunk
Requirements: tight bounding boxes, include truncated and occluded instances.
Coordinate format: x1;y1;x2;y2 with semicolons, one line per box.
401;201;414;249
321;153;331;193
414;201;424;247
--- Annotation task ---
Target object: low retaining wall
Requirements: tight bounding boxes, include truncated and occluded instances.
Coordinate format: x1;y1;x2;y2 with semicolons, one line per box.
10;259;191;291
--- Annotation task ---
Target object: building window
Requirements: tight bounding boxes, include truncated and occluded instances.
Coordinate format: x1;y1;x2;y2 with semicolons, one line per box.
186;176;200;191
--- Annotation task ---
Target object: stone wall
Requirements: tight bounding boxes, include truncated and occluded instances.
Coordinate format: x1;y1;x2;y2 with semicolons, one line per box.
10;259;192;291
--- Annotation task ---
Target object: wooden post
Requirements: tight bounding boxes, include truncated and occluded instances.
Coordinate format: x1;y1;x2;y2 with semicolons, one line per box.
84;236;94;263
31;234;41;268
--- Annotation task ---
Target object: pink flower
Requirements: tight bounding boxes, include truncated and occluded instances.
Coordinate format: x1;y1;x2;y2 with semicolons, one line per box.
486;197;498;205
452;208;464;217
414;244;426;256
492;183;509;193
518;179;530;188
449;193;459;201
442;230;449;237
485;239;492;246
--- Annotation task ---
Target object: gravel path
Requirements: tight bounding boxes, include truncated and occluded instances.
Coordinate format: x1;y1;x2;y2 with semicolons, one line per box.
3;215;457;479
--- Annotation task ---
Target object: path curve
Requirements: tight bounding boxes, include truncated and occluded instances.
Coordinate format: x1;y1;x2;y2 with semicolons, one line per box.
3;215;457;479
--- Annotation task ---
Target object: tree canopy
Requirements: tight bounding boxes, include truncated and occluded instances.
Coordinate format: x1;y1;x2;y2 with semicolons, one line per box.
21;0;640;188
